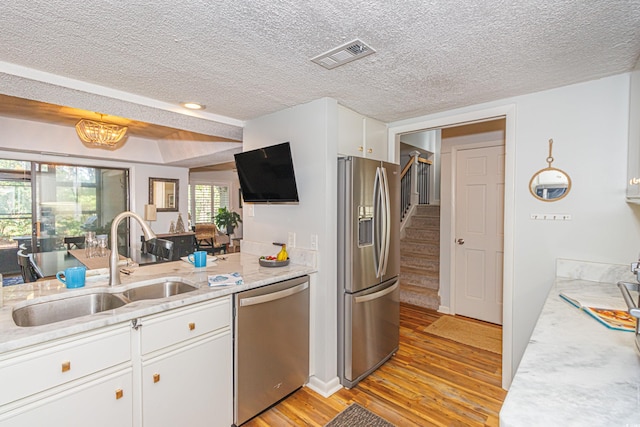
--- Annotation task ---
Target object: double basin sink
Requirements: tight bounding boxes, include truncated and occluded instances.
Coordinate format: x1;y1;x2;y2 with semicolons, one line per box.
12;280;198;327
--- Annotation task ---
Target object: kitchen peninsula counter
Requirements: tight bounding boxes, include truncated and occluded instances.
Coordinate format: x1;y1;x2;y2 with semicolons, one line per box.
0;251;316;353
500;260;640;426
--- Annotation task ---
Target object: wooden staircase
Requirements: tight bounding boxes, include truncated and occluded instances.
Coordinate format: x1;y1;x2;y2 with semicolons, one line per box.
400;205;440;310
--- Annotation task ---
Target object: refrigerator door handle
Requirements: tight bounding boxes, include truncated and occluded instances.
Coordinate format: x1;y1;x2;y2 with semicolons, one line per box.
373;166;385;278
380;166;391;276
354;281;399;304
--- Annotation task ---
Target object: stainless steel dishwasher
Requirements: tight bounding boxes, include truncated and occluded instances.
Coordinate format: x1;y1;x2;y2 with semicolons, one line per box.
233;275;309;426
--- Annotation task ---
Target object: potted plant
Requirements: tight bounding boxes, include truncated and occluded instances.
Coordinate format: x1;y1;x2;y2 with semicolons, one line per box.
214;207;242;235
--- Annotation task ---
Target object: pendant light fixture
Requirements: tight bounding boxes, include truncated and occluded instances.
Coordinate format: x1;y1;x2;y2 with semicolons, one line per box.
75;114;128;147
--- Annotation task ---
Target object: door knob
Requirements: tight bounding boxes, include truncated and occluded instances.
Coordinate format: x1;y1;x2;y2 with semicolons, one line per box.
456;238;465;245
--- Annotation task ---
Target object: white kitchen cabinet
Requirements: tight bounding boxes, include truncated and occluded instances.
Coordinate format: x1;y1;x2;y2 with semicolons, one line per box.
137;297;232;427
0;369;133;427
627;66;640;202
0;323;132;426
141;333;230;427
0;297;233;427
338;105;388;161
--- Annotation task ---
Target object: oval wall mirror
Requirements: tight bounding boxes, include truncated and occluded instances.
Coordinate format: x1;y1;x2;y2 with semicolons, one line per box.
529;139;571;202
529;167;571;201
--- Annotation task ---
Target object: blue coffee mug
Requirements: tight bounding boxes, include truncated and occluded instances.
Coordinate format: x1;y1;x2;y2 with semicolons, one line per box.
188;251;207;268
56;266;87;289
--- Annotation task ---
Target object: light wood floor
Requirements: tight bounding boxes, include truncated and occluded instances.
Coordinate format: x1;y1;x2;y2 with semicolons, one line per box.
244;303;506;427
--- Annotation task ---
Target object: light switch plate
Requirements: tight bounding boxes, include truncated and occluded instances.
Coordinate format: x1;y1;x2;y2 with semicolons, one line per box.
310;234;318;250
288;232;296;248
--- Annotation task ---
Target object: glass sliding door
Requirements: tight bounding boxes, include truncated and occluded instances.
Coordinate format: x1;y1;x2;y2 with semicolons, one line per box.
0;158;129;280
0;161;33;274
33;163;129;253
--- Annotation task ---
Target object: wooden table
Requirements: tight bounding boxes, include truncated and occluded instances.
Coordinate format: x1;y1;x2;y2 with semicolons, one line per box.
68;249;119;270
32;251;83;278
33;250;160;279
68;249;160;269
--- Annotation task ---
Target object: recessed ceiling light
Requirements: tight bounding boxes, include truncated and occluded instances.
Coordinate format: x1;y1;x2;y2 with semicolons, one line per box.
181;102;206;110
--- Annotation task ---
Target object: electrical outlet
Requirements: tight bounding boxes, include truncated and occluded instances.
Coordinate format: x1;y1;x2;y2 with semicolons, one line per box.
310;234;318;250
288;232;296;248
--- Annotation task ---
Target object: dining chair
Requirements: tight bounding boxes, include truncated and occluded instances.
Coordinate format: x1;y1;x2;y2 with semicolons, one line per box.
64;236;85;250
17;250;44;283
144;238;174;261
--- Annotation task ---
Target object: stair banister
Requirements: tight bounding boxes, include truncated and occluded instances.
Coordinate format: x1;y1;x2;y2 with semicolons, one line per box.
409;151;421;208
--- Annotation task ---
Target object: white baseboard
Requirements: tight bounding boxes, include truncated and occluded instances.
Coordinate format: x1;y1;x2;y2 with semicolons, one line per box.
438;305;451;314
305;375;342;398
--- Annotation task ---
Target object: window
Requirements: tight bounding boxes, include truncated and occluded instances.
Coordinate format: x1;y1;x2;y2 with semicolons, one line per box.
189;183;230;224
0;158;129;276
0;161;32;250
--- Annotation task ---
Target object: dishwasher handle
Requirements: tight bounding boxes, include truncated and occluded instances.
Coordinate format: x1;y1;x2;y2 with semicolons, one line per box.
617;281;640;318
239;282;309;307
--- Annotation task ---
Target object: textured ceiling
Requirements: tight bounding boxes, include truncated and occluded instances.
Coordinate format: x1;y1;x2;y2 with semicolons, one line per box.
1;1;640;139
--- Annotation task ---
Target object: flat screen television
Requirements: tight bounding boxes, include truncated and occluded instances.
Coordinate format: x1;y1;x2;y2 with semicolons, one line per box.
234;142;300;203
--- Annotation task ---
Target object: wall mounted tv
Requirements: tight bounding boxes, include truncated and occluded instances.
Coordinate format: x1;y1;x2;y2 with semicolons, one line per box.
234;142;300;203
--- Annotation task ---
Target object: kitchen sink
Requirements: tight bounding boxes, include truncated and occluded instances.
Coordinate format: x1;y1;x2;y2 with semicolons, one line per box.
12;279;199;327
12;292;128;327
120;280;198;301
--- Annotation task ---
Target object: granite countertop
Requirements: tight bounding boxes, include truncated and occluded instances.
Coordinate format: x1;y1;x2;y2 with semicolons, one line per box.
0;251;316;354
500;260;640;426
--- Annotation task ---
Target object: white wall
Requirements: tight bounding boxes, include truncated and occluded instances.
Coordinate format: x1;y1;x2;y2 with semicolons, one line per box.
0;117;189;252
243;98;339;389
390;73;640;381
509;75;640;367
131;164;189;245
0;116;166;163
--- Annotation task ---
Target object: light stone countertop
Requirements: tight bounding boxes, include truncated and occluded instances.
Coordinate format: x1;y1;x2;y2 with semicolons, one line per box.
0;251;316;354
500;259;640;426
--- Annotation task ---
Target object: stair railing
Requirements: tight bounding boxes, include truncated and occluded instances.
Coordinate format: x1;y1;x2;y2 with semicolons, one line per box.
400;151;432;221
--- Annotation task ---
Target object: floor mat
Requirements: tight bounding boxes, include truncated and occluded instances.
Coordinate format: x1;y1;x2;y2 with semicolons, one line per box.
325;404;394;427
425;315;501;354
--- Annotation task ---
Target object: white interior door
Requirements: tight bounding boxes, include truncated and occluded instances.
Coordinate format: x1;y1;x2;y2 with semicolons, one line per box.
454;145;505;324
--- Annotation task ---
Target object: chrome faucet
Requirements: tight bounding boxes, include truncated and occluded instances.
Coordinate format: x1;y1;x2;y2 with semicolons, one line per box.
109;211;157;286
633;263;640;282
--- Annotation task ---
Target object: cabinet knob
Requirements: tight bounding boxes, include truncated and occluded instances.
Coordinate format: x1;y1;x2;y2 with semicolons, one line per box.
188;322;196;331
368;148;373;153
358;146;363;152
630;177;640;185
61;361;71;373
153;373;160;383
115;389;124;400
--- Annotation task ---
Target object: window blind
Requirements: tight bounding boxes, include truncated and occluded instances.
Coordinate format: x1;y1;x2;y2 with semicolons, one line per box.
192;184;230;224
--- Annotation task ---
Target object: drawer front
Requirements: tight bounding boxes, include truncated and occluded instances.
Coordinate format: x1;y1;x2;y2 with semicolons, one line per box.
140;297;231;355
0;324;131;406
0;368;133;427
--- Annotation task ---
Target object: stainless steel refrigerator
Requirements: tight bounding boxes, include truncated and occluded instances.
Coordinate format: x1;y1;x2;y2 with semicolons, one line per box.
337;156;400;389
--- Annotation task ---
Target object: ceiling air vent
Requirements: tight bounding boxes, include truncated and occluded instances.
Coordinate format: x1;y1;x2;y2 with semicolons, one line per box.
311;39;376;70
